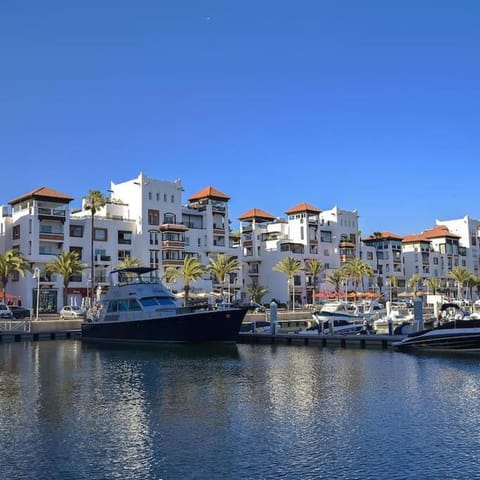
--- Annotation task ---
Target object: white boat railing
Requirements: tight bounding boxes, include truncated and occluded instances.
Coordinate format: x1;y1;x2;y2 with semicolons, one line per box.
0;319;31;332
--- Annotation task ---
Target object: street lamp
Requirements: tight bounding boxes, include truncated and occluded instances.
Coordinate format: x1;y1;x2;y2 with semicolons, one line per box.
227;274;231;305
32;267;40;320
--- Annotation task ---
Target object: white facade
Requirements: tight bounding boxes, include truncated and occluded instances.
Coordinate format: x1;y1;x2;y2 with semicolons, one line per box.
436;216;480;276
2;172;480;312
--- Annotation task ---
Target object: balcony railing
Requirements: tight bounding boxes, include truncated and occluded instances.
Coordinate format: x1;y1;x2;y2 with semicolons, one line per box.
95;255;111;262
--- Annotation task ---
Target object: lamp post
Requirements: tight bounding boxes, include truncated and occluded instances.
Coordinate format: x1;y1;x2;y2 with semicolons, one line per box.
227;274;231;305
32;267;40;320
292;277;296;312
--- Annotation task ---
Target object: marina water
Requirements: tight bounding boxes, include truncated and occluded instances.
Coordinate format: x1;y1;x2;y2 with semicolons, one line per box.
1;340;479;480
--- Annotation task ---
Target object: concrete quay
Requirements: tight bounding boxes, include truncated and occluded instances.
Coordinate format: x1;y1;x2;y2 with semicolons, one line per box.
0;318;83;343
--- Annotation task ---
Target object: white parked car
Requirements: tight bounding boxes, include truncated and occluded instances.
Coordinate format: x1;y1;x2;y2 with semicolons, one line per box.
59;305;86;319
0;302;13;319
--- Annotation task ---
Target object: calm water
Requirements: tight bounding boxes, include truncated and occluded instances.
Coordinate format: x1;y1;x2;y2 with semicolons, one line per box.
0;340;479;480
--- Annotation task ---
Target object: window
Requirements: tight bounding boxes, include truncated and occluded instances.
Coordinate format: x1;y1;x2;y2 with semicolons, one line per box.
320;230;332;242
118;250;131;261
118;230;132;245
148;209;159;225
164;212;176;224
70;246;83;260
93;228;107;241
149;231;159;245
13;225;20;240
70;225;84;237
149;250;159;268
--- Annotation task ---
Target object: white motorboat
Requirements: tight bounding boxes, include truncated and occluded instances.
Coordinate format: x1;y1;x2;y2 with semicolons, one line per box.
393;319;480;353
297;317;366;335
373;310;414;334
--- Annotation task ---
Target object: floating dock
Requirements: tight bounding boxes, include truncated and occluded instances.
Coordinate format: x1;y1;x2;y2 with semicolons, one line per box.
238;331;405;350
0;330;81;343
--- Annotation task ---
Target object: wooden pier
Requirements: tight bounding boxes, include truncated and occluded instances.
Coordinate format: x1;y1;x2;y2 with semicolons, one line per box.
238;331;405;350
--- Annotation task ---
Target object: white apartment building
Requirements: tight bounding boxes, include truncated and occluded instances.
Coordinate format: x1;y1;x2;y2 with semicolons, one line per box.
239;203;361;305
0;173;243;313
363;221;480;300
436;216;480;277
2;171;480;313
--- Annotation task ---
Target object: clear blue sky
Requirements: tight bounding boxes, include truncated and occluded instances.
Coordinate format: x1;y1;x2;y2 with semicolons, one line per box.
1;1;479;236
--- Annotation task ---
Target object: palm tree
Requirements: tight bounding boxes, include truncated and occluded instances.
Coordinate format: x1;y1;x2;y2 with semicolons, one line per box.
407;274;422;294
389;275;399;300
342;258;373;299
84;189;107;304
449;267;473;300
326;269;346;300
164;256;205;306
207;253;240;303
273;256;302;310
116;256;143;269
305;259;323;308
425;277;441;295
0;249;29;303
246;284;269;305
45;251;88;307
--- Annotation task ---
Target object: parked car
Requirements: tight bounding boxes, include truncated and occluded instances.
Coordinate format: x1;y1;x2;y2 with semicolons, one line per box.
233;302;266;312
60;305;87;319
9;305;32;319
0;302;13;319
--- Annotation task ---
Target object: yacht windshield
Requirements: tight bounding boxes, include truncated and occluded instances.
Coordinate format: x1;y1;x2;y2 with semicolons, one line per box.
139;296;177;308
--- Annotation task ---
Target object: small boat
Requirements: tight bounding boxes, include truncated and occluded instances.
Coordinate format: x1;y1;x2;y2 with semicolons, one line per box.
312;300;366;323
81;267;248;344
304;300;384;335
393;319;480;353
373;310;414;334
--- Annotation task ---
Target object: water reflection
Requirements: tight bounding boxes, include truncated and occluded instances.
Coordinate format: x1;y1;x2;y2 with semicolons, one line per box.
1;341;480;479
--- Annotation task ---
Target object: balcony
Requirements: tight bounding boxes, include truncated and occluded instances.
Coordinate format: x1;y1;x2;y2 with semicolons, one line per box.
39;232;64;242
39;246;62;256
163;259;184;267
162;241;185;249
95;255;111;263
38;207;67;221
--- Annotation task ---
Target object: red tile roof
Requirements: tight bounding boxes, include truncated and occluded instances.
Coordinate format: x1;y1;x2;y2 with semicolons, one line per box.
8;187;74;205
285;202;321;215
238;208;276;221
403;225;460;243
188;186;230;201
363;231;403;241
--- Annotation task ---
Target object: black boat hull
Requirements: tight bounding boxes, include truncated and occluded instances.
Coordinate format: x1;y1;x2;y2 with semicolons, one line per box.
393;320;480;353
81;308;248;344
